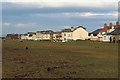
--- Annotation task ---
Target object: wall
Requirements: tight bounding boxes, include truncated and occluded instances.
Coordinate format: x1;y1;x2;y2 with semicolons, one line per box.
62;32;73;42
89;34;98;41
73;28;88;40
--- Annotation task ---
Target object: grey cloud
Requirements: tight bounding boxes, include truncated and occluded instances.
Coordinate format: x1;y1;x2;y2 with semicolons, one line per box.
2;2;118;16
2;2;118;35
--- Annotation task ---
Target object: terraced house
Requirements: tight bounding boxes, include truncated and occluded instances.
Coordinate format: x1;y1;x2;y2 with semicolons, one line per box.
20;26;88;42
98;21;120;42
107;27;120;43
88;21;120;43
36;30;54;41
19;21;120;43
61;28;73;42
53;31;62;42
21;32;36;40
21;34;28;40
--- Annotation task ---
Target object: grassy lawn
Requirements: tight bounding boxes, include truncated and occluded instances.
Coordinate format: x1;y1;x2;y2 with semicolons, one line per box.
2;40;118;78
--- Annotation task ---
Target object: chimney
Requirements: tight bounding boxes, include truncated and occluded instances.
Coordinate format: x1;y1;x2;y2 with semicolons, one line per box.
71;26;74;29
116;21;119;25
104;23;107;28
71;26;74;31
109;22;112;26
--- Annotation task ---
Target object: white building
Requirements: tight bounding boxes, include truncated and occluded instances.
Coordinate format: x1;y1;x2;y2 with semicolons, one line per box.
21;32;36;40
73;26;88;40
98;21;120;42
36;30;54;41
61;26;88;42
89;29;102;41
21;34;28;40
62;31;73;42
53;32;62;42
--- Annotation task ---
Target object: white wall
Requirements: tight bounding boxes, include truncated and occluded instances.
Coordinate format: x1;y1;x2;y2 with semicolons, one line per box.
73;28;88;40
102;35;112;42
21;35;28;40
62;32;73;42
89;34;98;41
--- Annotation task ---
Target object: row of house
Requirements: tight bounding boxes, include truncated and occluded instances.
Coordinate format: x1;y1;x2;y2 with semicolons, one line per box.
89;21;120;43
20;26;88;42
6;21;120;43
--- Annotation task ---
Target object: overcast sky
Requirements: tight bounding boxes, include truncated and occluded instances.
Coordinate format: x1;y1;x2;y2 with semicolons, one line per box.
1;0;119;36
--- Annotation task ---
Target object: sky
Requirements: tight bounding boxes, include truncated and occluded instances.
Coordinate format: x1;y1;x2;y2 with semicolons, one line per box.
1;0;119;37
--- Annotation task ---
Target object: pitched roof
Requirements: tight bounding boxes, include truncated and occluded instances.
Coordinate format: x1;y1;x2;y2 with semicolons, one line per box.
37;30;54;34
114;25;120;29
27;32;36;35
53;31;61;34
76;26;86;30
90;29;102;36
61;29;73;32
100;25;120;32
100;26;110;32
6;34;19;37
107;27;120;35
61;26;86;32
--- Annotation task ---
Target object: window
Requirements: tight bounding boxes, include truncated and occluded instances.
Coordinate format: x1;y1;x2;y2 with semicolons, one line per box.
104;36;106;40
64;33;66;36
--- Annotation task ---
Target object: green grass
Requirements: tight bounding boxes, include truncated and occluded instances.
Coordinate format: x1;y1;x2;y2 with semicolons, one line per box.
2;40;118;78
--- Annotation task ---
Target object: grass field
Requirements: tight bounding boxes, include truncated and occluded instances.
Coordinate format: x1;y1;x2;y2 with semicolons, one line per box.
2;40;118;78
